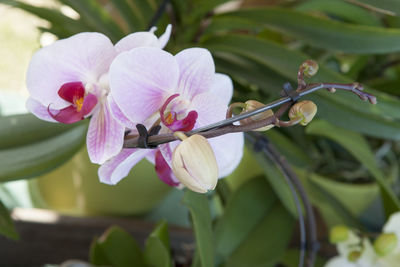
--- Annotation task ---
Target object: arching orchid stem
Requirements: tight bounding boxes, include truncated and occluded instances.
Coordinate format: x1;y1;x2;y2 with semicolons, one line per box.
123;102;291;148
277;117;304;127
123;80;376;149
226;102;246;119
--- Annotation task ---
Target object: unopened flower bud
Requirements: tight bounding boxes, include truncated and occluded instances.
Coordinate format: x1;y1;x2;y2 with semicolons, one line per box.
240;100;274;131
302;60;319;77
347;250;361;262
330;225;350;244
289;100;317;126
374;233;397;257
172;133;218;193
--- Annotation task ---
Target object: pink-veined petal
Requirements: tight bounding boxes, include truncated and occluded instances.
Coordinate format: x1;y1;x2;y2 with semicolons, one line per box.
109;47;179;123
208;132;244;178
155;150;180;186
158;24;172;48
158;141;179;168
99;149;151;185
190;92;227;128
190;92;244;177
26;97;57;122
210;73;233;105
86;102;125;164
27;32;115;109
107;96;137;129
175;48;215;100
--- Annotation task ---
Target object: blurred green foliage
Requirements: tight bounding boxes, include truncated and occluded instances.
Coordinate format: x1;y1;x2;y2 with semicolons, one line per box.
1;0;400;266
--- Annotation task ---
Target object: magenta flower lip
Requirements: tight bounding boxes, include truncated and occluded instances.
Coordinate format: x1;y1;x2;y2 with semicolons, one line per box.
48;82;98;124
159;93;198;132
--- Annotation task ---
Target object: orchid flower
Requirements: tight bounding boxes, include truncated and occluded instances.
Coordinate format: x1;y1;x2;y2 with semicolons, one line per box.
99;47;244;188
326;212;400;267
26;26;172;164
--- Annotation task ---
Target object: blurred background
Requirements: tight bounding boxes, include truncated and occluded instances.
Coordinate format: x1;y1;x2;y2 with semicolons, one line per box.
1;0;400;266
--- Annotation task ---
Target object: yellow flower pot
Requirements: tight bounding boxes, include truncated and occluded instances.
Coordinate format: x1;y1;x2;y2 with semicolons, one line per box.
28;146;171;216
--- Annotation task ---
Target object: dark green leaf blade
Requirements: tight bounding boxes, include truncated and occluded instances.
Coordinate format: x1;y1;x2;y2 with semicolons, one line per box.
306;120;400;215
214;176;276;262
144;220;172;267
0;114;83;149
215;7;400;54
0;124;87;182
224;203;295;267
90;226;144;267
182;190;214;267
0;200;18;240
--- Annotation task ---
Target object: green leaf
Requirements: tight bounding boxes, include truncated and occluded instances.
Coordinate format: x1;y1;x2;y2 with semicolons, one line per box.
182;190;214;267
0;200;18;240
0;124;86;182
112;0;145;31
214;7;400;54
0;114;83;149
296;0;382;26
0;0;90;36
224;203;295;267
249;144;298;218
295;168;366;229
58;0;125;42
90;226;144;267
202;34;400;140
214;176;276;262
265;130;312;168
306;120;400;215
144;220;172;267
344;0;400;16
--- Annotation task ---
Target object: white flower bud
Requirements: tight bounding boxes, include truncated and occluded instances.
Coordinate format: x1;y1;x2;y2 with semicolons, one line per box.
172;134;218;193
330;225;350;244
374;233;397;257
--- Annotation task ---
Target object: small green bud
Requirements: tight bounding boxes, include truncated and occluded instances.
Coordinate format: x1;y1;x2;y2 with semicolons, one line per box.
330;225;350;244
374;233;397;257
240;100;275;131
302;60;319;77
289;100;317;126
347;250;361;262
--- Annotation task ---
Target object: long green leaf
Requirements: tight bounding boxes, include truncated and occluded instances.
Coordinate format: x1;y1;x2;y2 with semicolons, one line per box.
296;0;382;26
0;200;18;240
0;124;86;182
202;34;400;140
112;0;144;31
0;0;90;36
306;120;400;215
182;190;214;267
214;176;276;262
344;0;400;16
90;226;144;267
58;0;125;41
250;146;298;217
224;203;295;267
144;220;172;267
0;114;83;149
214;7;400;54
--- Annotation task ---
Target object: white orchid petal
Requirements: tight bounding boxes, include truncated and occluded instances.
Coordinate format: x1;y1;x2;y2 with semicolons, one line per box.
27;32;115;109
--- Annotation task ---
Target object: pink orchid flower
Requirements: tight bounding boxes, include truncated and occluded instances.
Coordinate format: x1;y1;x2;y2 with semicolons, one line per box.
99;47;244;187
26;26;172;164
